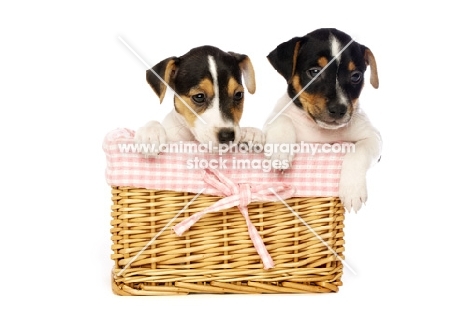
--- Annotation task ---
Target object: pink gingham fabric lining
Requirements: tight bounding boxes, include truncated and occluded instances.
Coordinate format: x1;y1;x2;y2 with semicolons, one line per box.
103;128;344;197
103;128;345;269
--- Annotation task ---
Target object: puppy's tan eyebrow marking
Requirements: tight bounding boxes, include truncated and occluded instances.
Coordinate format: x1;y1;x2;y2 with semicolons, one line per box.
192;78;214;98
348;61;356;71
227;77;242;96
318;56;328;67
228;77;244;123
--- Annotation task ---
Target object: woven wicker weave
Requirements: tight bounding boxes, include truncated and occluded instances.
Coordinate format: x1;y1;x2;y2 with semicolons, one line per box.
110;186;345;295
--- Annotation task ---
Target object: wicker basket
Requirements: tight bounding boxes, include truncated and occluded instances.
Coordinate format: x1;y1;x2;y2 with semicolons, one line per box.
110;186;345;295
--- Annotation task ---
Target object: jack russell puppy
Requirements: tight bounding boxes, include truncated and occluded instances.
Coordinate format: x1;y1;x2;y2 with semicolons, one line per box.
264;28;382;212
136;45;264;154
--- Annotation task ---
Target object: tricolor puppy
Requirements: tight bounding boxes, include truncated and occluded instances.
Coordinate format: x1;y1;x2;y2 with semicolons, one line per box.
264;28;382;212
136;45;262;153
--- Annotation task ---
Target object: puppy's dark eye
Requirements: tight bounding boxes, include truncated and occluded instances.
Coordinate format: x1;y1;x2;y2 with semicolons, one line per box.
233;91;243;101
192;93;206;104
350;71;363;84
307;67;322;79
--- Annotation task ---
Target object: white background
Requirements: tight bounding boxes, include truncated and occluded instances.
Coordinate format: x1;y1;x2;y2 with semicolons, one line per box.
1;1;467;309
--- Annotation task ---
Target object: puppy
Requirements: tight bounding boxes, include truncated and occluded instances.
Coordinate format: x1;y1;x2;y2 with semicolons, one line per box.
263;28;382;212
136;45;263;154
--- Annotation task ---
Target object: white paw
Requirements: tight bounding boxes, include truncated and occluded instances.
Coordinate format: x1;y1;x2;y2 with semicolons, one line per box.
268;149;294;172
263;117;296;172
134;121;167;157
339;172;367;213
240;127;265;146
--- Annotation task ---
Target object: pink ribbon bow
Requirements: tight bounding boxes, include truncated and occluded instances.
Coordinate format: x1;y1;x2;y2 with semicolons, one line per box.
173;169;295;270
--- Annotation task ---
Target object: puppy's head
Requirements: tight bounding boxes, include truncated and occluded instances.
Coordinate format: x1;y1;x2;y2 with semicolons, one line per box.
146;45;256;145
267;28;378;130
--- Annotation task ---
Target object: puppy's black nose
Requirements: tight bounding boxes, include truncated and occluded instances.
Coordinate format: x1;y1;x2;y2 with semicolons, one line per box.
328;103;347;119
217;128;235;143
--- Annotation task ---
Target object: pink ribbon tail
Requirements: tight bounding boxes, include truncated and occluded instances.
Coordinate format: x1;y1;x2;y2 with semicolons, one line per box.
237;205;274;269
172;169;295;270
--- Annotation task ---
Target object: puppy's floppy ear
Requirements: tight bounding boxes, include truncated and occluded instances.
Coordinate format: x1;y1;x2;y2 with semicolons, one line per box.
267;37;304;82
361;45;379;89
228;52;256;94
146;56;179;103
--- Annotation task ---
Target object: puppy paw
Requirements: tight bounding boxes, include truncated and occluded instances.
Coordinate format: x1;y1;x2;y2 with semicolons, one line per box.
240;127;265;146
134;121;167;157
339;173;367;213
268;150;294;172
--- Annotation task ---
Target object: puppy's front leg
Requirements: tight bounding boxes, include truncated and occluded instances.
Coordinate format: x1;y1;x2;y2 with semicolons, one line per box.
339;133;382;212
134;120;167;157
263;115;296;169
240;127;265;147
